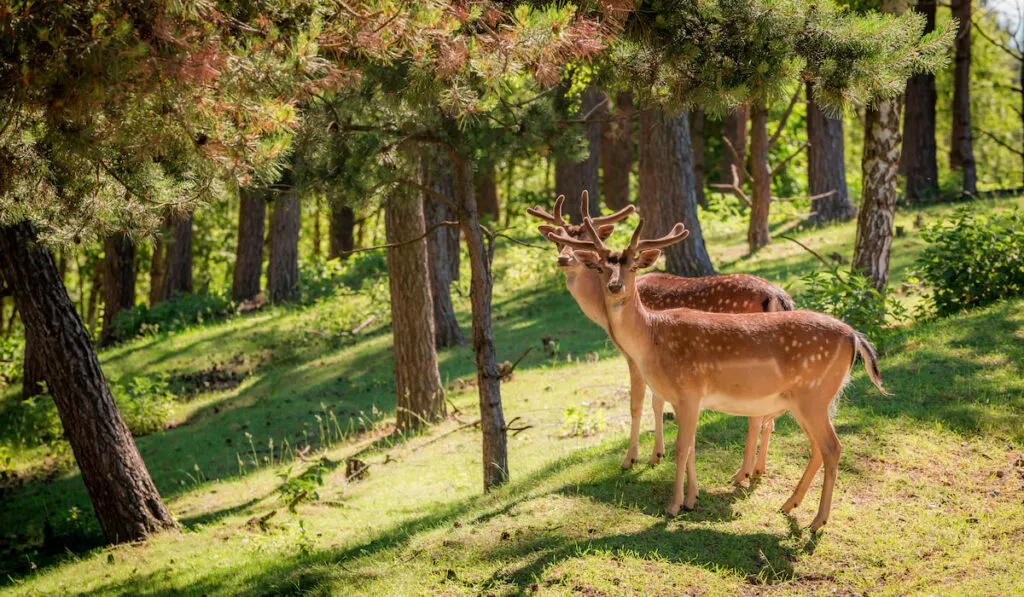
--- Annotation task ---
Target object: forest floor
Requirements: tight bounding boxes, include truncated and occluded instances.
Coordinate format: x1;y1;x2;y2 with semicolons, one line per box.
2;197;1024;596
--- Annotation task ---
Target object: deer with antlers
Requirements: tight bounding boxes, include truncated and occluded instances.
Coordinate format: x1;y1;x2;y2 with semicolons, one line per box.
528;192;793;482
546;217;887;531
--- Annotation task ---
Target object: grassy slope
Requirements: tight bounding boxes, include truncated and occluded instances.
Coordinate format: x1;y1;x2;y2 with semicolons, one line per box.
2;198;1024;596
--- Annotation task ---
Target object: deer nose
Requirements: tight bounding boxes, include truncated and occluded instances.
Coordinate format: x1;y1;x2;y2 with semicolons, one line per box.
608;281;624;294
557;255;571;267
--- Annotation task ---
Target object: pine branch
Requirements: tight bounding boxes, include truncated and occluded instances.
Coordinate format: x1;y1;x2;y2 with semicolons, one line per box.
768;88;802;149
975;128;1024;157
340;221;459;256
771;189;837;202
971;18;1024;62
778;235;846;283
721;136;752;180
709;164;752;207
770;141;809;177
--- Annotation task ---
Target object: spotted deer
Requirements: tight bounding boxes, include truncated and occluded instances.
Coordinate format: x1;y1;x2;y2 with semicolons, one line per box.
528;192;793;483
546;218;887;531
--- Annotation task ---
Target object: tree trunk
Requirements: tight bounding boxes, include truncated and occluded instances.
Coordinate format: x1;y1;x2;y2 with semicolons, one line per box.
422;150;465;348
901;0;939;203
100;233;136;346
748;104;772;252
23;333;45;399
691;109;706;207
0;220;177;543
807;83;856;223
950;0;977;196
158;213;193;301
637;108;716;276
556;86;603;224
474;161;501;220
719;105;749;186
385;192;445;432
268;181;301;302
601;91;634;210
148;235;165;307
329;202;356;260
86;259;102;334
232;189;266;303
448;134;508;491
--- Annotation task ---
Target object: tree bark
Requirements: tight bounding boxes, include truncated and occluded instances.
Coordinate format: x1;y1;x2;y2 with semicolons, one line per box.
719;105;749;186
601;91;634;210
268;179;301;303
329;202;356;260
100;233;136;346
85;259;102;334
691;109;706;207
807;83;856;223
474;161;501;220
422;150;465;348
448;133;508;491
556;86;603;224
158;213;193;301
147;235;165;307
0;220;177;543
637;108;716;276
232;188;266;303
23;333;45;399
950;0;977;196
901;0;939;203
385;191;446;432
748;104;772;252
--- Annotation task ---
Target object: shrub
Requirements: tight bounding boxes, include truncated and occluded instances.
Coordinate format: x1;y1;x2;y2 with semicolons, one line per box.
917;208;1024;316
797;268;908;338
559;406;606;438
109;290;234;342
113;375;175;437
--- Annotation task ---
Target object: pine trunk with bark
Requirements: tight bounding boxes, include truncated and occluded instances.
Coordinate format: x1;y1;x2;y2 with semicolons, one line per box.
422;150;465;348
854;98;904;290
385;192;445;432
158;213;193;301
148;236;165;307
474;161;501;220
268;182;301;302
748;104;772;252
23;333;45;398
807;83;855;223
719;105;749;186
232;189;266;302
448;134;508;491
950;0;977;196
901;0;939;203
691;109;706;207
601;91;634;210
556;87;603;224
0;220;177;543
637;108;716;276
100;233;135;346
329;202;356;260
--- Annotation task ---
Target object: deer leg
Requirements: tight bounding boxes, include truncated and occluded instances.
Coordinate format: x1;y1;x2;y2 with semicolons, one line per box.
782;410;823;514
732;417;761;484
648;393;665;465
666;402;700;516
754;416;776;477
685;437;698;509
622;357;646;469
808;416;842;532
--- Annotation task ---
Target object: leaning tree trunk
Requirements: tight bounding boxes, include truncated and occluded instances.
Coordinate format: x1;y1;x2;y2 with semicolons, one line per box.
422;150;465;348
748;104;772;252
691;109;706;207
328;202;355;260
100;233;136;346
268;182;301;302
23;333;45;399
474;161;501;220
449;135;508;491
807;83;855;223
601;90;634;210
950;0;977;197
719;104;749;186
158;213;193;301
232;188;266;303
638;108;716;276
0;220;177;543
385;192;446;432
556;86;603;224
901;0;939;203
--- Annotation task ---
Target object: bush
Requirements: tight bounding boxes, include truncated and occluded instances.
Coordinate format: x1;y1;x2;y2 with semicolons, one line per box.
113;375;175;437
109;291;234;342
918;208;1024;316
797;268;908;338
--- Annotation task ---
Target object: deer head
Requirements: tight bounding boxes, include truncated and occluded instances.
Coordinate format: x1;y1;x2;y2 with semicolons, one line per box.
527;191;634;273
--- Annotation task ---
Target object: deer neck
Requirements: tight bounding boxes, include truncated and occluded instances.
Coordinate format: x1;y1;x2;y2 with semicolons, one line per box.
603;284;653;363
565;268;610;332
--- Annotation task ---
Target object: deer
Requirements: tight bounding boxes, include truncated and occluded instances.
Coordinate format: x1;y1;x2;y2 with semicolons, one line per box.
545;217;888;531
528;192;793;484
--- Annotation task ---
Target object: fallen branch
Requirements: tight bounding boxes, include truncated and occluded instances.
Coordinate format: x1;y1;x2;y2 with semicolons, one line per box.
771;189;837;202
341;221;459;256
352;315;376;335
778;235;845;283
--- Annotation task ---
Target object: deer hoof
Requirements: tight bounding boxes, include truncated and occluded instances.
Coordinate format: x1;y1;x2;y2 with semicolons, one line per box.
648;452;663;465
809;517;827;533
781;500;798;514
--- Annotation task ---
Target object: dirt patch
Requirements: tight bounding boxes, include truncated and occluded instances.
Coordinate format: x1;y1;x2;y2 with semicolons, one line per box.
170;351;270;399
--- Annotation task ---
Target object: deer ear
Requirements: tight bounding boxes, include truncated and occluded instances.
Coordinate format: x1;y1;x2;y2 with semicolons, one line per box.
574;250;603;269
632;249;661;271
597;224;615;240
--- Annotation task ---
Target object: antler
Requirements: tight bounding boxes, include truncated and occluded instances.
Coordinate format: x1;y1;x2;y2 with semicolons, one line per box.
544;226;609;257
581;217;613;256
579;190;636;226
635;222;689;253
526;195;568;227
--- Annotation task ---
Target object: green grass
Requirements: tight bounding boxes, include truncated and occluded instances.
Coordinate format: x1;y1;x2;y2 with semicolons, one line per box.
2;198;1024;596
